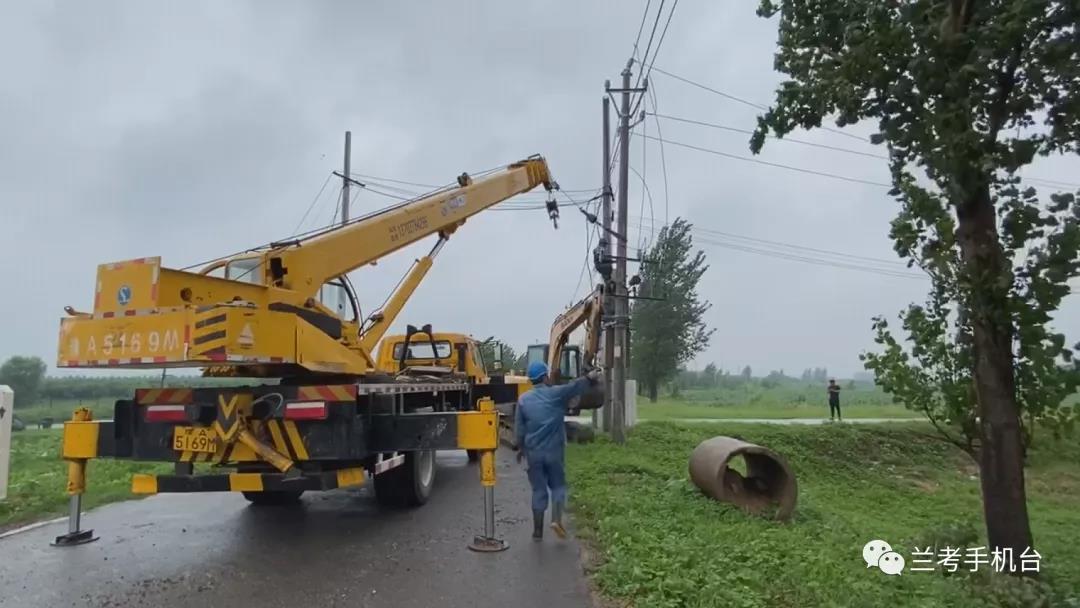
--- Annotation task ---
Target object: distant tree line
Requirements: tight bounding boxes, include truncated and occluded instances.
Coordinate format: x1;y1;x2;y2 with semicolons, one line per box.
0;355;248;408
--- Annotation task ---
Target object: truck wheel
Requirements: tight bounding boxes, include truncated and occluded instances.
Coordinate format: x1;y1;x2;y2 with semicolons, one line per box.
242;490;304;505
374;450;436;507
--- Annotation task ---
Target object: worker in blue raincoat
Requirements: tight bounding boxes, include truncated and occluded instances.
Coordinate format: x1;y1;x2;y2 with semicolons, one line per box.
514;361;600;540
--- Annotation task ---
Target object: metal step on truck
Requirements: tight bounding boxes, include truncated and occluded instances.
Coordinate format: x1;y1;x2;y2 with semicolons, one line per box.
53;154;563;552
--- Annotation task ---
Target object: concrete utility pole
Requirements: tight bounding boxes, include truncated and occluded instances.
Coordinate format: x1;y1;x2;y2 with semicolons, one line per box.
341;131;352;224
599;93;615;432
611;61;636;445
338;131;352;317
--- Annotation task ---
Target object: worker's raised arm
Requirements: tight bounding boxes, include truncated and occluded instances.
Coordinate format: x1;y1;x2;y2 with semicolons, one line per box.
551;375;594;408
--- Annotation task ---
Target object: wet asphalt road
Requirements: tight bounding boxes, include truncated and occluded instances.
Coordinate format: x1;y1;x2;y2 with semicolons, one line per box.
0;449;592;608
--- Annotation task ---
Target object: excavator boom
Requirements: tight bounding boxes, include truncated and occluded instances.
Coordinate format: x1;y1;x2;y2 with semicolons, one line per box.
547;285;604;380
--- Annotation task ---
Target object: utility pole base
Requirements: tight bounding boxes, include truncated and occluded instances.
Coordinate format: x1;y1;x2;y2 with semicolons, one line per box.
51;529;98;547
467;536;509;553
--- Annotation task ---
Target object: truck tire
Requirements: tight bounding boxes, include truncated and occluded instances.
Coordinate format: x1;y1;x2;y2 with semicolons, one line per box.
374;450;436;508
242;490;304;505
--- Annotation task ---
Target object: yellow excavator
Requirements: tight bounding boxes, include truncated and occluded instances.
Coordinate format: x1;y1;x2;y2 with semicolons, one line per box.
525;284;606;412
499;285;606;447
54;155;559;546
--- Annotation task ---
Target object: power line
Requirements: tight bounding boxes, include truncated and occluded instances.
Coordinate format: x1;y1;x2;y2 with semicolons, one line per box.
651;113;885;160
1024;176;1080;189
633;0;665;95
631;0;653;58
645;66;1080;189
640;0;678;87
636;132;892;187
630;164;655;252
292;172;335;234
351;172;599;194
648;82;670;227
696;236;926;279
630;218;925;280
633;215;909;267
637;91;650;251
645;64;871;144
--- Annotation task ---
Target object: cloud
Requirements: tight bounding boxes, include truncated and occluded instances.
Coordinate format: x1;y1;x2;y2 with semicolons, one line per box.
1;1;1077;380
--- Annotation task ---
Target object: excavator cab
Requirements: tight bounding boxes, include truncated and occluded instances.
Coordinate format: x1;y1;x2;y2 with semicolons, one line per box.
525;344;581;383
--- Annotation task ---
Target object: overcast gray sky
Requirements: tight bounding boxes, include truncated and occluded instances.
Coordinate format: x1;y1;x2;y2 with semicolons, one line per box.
2;1;1077;379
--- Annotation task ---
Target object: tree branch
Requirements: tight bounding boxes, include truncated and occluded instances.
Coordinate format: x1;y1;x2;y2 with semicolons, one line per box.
987;42;1025;144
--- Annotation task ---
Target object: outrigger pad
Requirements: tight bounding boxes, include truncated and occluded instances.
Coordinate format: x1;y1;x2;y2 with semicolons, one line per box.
688;436;798;521
51;529;99;547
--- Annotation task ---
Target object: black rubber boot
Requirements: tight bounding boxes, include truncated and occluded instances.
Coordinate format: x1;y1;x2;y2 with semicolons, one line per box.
532;510;544;540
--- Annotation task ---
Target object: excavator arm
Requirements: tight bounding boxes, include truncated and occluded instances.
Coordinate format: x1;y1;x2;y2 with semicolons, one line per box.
547;284;604;382
57;155;559;377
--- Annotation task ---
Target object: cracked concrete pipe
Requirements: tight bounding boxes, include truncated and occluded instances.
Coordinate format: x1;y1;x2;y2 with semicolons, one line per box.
688;436;798;521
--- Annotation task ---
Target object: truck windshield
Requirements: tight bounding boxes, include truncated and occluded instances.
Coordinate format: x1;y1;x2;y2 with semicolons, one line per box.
225;258;262;285
393;341;452;360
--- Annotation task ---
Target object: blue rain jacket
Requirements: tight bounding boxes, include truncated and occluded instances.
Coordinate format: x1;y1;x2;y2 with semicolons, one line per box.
514;376;592;455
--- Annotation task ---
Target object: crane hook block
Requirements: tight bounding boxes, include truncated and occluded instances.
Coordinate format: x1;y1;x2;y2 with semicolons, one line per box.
546;199;560;229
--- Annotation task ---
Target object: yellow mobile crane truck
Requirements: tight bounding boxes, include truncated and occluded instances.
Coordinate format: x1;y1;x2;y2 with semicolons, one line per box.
53;155;559;550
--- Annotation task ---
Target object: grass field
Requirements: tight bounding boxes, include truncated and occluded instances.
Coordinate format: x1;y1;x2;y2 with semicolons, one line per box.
567;422;1080;608
14;398;116;427
638;400;918;420
637;382;920;420
0;430;168;531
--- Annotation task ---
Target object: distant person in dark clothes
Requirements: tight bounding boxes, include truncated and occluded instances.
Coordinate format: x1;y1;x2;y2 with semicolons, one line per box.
827;378;841;421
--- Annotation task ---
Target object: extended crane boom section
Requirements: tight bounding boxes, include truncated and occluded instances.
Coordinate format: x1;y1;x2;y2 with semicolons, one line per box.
57;156;557;376
272;156;555;295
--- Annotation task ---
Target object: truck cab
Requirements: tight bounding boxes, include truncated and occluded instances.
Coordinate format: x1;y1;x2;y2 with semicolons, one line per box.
375;331;494;381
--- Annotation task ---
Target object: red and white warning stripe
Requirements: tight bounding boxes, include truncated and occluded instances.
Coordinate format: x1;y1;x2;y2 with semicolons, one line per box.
373;452;406;475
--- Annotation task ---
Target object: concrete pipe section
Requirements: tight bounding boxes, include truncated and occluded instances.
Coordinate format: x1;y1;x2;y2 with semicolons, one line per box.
688;436;798;521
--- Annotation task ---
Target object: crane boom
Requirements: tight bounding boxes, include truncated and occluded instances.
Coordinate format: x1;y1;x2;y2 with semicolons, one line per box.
57;155;558;377
261;156;555;296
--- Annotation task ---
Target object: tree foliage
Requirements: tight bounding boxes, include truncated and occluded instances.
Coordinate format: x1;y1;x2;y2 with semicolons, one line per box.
476;337;517;374
752;0;1080;560
0;356;47;408
631;218;716;401
801;367;829;382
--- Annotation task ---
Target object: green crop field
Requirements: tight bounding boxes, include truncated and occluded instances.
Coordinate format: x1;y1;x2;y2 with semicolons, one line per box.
635;381;920;420
567;422;1080;608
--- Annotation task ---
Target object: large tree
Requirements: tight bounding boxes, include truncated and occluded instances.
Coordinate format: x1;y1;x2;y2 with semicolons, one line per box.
751;0;1080;561
631;218;715;401
0;356;48;408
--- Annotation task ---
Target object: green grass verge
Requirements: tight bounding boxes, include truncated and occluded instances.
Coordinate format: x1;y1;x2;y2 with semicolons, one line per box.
638;400;919;420
567;422;1080;608
0;430;169;530
14;399;116;427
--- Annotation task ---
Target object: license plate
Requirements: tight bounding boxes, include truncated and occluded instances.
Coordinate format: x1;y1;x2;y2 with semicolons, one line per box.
173;427;218;454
